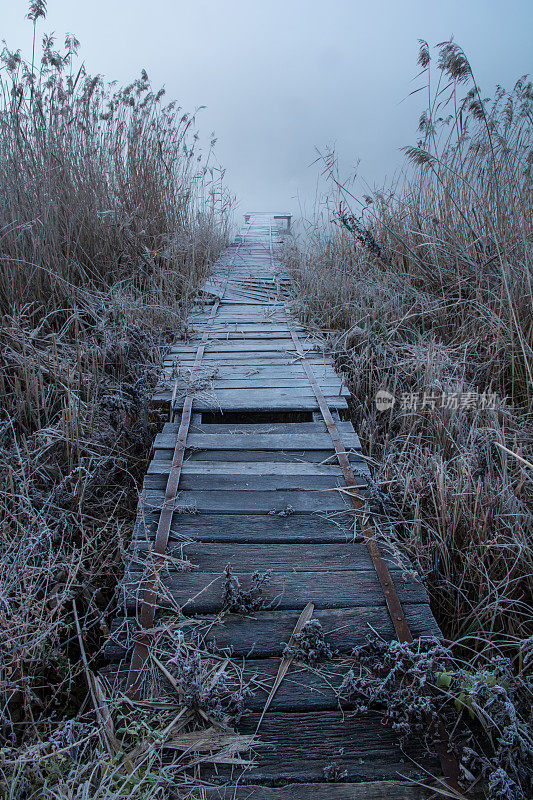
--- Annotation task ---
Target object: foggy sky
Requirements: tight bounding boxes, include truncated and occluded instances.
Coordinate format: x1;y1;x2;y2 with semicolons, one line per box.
2;0;532;218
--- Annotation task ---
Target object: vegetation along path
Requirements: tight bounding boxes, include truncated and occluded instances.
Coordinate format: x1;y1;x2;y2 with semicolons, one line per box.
103;213;452;797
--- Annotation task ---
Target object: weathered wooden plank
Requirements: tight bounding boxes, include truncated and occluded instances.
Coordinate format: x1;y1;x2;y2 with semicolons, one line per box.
102;656;345;711
192;329;298;338
154;449;365;464
179;397;347;412
168;389;347;411
192;324;297;331
216;302;282;309
218;290;280;297
163;363;320;377
203;604;439;653
103;656;438;733
163;363;317;373
147;459;360;477
195;304;281;310
200;782;433;799
208;711;436;782
190;319;288;327
189;312;288;320
121;569;428;612
143;466;365;491
163;378;348;391
162;365;336;376
133;512;361;544
192;311;288;319
154;431;362;451
200;316;294;323
165;351;300;360
105;603;441;660
161;367;340;380
171;460;347;475
142;488;357;514
168;422;358;435
170;339;315;352
128;542;401;573
165;349;329;359
163;362;332;372
210;303;285;311
196;297;283;303
195;316;294;323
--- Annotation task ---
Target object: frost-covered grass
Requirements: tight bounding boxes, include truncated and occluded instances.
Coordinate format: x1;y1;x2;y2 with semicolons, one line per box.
0;4;231;796
339;637;532;800
286;40;532;799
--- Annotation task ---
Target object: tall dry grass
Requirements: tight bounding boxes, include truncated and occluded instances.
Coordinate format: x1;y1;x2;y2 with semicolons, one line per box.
288;39;532;659
0;5;231;795
286;41;532;798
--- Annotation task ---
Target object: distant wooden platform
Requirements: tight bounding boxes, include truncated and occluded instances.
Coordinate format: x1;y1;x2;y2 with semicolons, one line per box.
103;213;442;795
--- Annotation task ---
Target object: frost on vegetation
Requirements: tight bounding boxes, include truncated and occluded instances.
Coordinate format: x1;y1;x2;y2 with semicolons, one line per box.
322;760;348;781
166;631;251;722
283;619;335;665
338;636;532;800
268;504;294;517
222;565;272;614
1;0;230;795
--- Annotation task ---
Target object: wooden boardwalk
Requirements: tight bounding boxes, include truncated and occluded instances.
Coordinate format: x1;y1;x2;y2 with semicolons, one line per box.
104;213;442;797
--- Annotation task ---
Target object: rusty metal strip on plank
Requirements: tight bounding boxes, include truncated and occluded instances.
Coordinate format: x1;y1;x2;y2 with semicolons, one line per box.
282;302;414;644
125;229;250;700
275;224;462;791
125;297;222;698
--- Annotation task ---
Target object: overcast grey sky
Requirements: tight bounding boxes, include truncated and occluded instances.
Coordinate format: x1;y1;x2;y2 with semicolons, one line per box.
2;0;532;217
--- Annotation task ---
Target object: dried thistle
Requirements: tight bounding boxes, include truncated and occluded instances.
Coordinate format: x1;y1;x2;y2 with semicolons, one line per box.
167;637;251;721
283;619;335;665
222;565;272;614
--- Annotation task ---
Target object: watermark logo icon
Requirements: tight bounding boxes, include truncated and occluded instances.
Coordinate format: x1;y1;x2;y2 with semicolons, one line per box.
375;390;395;411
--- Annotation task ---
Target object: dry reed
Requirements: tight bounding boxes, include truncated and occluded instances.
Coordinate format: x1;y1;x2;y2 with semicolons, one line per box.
0;5;232;796
286;40;532;799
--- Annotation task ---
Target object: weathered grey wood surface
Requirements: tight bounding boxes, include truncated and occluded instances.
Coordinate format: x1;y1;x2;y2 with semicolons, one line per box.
199;784;432;800
154;431;362;451
132;512;363;543
141;487;376;514
129;541;403;571
106;604;441;660
201;711;437;782
121;569;428;612
103;213;442;793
